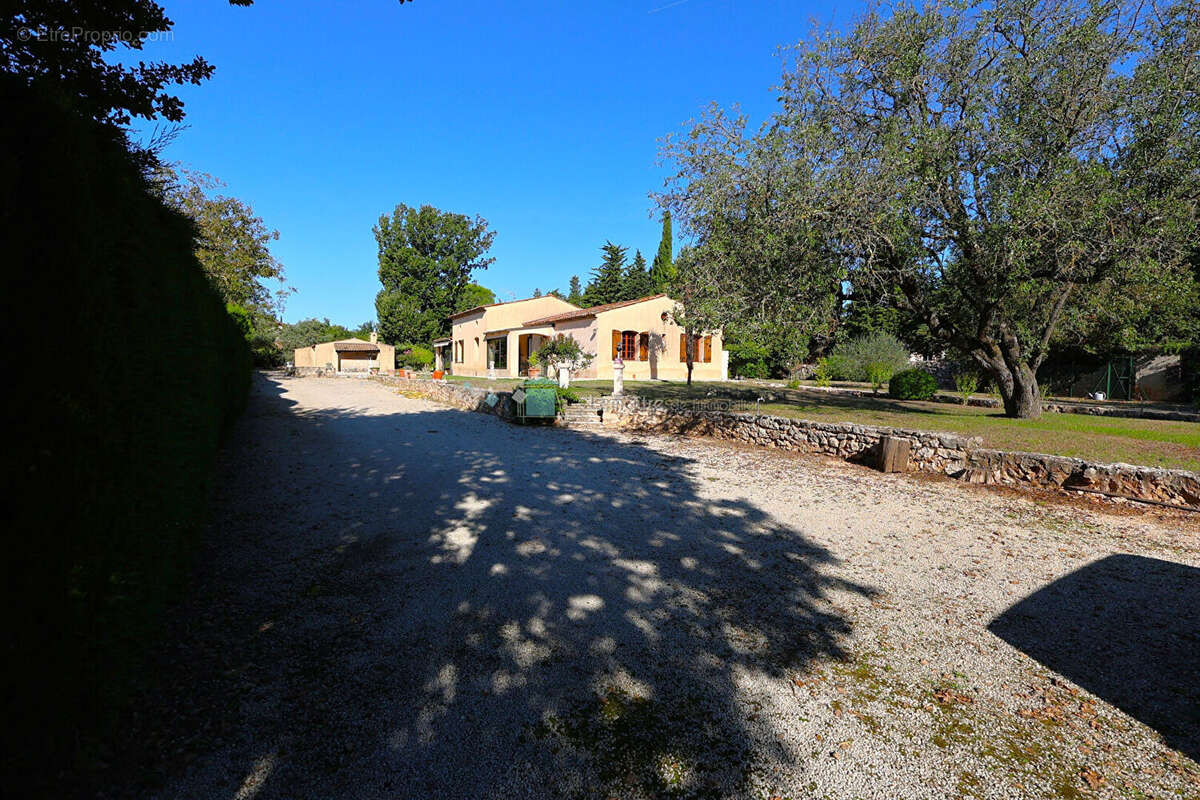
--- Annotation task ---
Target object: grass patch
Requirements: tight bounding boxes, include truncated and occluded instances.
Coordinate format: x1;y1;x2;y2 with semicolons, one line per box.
575;380;1200;471
433;375;1199;469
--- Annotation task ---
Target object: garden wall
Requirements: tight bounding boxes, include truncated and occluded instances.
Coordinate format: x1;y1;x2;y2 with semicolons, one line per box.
370;378;1200;511
378;376;519;420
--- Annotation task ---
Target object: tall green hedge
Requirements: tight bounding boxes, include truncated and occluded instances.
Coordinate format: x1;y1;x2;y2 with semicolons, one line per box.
0;79;250;784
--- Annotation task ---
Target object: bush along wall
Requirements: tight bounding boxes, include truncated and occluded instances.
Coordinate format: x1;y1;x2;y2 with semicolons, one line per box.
0;78;251;785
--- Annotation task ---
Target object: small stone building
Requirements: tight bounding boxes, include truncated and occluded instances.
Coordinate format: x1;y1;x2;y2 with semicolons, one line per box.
293;332;395;375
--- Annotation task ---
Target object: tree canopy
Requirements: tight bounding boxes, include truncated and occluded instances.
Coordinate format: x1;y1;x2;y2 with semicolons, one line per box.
621;249;655;301
157;166;286;312
661;0;1200;417
456;283;496;313
567;275;583;305
582;241;628;307
374;203;495;345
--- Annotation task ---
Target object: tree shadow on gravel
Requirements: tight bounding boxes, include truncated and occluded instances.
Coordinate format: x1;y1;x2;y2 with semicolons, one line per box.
101;373;874;800
989;554;1200;761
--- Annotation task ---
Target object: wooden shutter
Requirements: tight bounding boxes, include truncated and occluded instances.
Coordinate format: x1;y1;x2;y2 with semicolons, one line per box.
612;330;621;359
638;333;649;361
703;335;712;363
679;333;687;362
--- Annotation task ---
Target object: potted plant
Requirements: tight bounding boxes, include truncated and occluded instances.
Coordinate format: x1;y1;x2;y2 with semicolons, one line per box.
527;349;542;378
537;334;595;387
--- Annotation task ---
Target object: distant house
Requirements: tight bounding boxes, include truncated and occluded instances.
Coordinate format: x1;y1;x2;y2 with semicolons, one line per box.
435;293;725;381
293;332;395;375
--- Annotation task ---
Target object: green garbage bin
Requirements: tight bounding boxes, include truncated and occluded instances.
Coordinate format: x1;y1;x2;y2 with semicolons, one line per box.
518;378;558;423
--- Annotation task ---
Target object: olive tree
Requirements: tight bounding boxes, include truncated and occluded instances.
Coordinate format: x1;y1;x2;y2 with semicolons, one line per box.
662;0;1200;417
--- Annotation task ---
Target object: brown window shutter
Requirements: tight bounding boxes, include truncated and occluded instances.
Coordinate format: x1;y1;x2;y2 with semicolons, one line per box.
639;333;649;361
612;330;621;360
704;335;712;363
679;333;687;362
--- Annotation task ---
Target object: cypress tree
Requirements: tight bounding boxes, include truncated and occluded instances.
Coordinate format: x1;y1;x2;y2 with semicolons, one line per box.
567;275;583;305
650;210;674;290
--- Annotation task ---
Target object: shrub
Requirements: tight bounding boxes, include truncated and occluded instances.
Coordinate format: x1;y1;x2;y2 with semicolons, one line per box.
728;341;770;379
538;334;595;372
401;345;434;370
785;378;801;389
813;357;834;386
954;372;979;405
830;332;911;382
821;353;855;381
866;361;897;393
555;386;581;411
889;368;939;400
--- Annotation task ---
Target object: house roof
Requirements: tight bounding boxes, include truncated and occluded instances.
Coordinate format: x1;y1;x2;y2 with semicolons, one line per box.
448;294;579;320
432;337;452;345
523;294;670;326
332;339;380;352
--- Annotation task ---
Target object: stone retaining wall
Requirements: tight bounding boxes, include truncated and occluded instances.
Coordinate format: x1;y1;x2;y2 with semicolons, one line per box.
604;398;1200;510
610;399;979;475
377;376;519;421
363;377;1200;510
961;450;1200;509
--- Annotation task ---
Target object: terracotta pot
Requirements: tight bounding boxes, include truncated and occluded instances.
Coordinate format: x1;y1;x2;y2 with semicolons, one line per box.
527;366;542;378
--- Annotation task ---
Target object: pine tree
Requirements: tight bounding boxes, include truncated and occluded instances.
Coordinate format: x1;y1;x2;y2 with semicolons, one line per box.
621;249;654;300
650;210;674;290
582;242;627;307
567;275;583;305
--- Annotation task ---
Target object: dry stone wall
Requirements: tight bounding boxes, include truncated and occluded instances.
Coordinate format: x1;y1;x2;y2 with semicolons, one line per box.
606;398;1200;510
377;376;519;421
361;377;1200;510
611;400;978;475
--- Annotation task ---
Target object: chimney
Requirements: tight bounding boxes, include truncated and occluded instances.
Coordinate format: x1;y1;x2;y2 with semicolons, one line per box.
370;331;378;344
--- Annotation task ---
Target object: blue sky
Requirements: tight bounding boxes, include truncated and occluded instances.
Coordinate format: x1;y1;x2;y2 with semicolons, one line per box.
135;0;858;324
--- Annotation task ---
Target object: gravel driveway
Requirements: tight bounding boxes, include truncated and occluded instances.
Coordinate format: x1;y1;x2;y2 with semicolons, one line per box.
110;373;1199;800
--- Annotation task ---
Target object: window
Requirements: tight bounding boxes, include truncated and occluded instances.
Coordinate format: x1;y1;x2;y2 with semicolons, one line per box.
487;337;507;370
610;330;648;361
455;340;464;363
678;334;712;363
622;331;637;361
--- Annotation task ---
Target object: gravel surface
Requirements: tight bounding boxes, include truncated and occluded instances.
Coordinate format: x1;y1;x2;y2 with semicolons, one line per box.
106;373;1200;800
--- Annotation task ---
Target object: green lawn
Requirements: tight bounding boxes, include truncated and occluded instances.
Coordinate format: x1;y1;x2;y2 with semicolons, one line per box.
441;375;1199;471
580;380;1200;471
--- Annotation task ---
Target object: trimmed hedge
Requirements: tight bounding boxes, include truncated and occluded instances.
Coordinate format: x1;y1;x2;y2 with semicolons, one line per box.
0;79;250;785
889;368;939;400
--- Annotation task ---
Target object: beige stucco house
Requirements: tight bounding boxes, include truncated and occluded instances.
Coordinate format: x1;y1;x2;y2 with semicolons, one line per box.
293;332;396;375
434;294;725;381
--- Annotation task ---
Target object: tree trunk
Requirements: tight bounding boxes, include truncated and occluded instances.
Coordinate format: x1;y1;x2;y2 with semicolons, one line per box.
685;329;695;386
974;350;1043;419
1003;367;1042;418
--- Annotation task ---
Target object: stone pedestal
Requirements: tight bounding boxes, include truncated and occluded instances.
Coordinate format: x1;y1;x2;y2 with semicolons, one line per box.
558;365;570;388
612;360;624;397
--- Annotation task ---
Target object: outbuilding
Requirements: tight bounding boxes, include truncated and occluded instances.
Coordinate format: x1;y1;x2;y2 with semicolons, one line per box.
293;332;396;375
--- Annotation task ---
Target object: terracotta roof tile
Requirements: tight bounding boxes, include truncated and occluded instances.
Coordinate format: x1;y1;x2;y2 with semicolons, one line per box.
448;295;579;320
524;294;669;326
333;339;380;352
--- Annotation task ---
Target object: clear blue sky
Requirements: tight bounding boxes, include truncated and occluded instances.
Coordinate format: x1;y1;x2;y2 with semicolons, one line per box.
135;0;859;325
